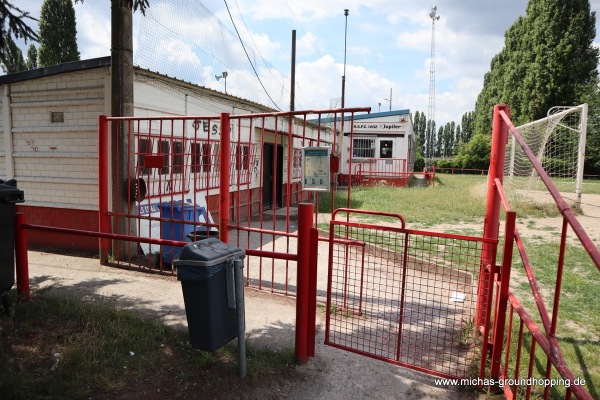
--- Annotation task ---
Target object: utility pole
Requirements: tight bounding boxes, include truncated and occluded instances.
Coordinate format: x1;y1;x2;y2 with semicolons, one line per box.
339;9;349;165
110;0;136;259
341;9;349;110
290;30;296;111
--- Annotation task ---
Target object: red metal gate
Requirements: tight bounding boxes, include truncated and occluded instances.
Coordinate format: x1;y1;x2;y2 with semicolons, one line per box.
325;208;495;379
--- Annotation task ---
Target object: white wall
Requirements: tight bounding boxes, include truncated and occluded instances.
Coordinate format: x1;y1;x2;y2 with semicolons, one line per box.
0;66;332;211
340;113;415;175
1;68;107;209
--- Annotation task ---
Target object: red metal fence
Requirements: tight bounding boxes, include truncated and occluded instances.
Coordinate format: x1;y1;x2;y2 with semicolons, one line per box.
325;208;495;379
97;108;371;297
483;105;600;400
351;157;417;187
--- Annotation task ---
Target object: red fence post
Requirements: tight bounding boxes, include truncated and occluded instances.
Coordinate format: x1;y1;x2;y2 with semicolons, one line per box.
490;210;516;378
98;115;110;264
476;105;510;331
219;113;231;244
307;226;319;357
295;202;313;364
476;106;510;382
14;212;30;302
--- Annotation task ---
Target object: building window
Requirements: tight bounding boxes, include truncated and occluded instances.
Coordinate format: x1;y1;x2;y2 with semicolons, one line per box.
202;143;212;173
172;140;184;174
50;112;64;123
192;142;213;173
352;138;375;158
191;142;201;173
236;144;250;171
138;138;152;176
380;140;393;158
159;140;170;175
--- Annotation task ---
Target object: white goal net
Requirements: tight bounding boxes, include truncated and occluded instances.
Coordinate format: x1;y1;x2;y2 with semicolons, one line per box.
504;104;587;207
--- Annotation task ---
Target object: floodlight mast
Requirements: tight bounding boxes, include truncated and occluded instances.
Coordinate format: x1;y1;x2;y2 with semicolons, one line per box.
339;9;349;176
426;6;440;165
342;9;349;109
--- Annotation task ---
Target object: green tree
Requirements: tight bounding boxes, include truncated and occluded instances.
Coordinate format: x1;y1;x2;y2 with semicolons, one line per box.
1;1;148;56
436;126;443;157
473;0;599;135
455;125;462;148
425;119;436;159
0;0;39;59
453;134;491;170
442;122;456;157
37;0;80;66
412;110;426;153
581;79;600;174
460;111;474;143
1;33;26;73
25;43;37;69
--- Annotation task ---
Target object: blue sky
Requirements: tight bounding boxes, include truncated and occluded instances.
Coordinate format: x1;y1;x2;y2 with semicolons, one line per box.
13;0;600;128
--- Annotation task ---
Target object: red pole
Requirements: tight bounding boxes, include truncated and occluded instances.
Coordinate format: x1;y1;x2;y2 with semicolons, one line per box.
307;226;319;357
476;105;509;329
295;202;313;364
219;113;231;244
490;210;516;378
14;212;30;302
98;115;110;264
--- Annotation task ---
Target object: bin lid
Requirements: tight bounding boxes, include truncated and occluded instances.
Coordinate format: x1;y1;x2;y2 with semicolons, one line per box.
161;200;201;211
173;237;245;267
0;180;25;203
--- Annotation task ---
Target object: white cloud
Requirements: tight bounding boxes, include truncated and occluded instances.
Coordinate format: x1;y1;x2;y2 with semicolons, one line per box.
11;0;600;130
76;4;111;59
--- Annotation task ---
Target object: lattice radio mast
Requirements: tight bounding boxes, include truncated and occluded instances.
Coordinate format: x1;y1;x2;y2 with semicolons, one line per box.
427;6;440;162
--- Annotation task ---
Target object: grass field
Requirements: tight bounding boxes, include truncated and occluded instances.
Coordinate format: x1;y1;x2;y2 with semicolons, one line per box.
319;174;561;228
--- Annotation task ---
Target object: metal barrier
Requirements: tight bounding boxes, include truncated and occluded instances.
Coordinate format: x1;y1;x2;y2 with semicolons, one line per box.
485;105;599;400
223;109;370;296
353;157;410;186
324;208;495;379
97;108;372;294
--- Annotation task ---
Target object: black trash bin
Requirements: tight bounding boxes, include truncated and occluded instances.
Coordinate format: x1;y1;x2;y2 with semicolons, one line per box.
0;179;25;312
174;238;245;351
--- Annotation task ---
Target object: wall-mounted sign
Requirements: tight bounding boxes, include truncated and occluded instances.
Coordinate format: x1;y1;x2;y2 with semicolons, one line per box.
348;121;406;135
302;146;330;192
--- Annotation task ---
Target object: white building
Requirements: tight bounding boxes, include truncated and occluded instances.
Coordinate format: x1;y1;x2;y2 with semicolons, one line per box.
332;110;416;186
0;57;331;251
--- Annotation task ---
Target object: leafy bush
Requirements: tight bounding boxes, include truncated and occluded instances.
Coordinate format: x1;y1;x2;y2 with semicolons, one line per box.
453;134;491;170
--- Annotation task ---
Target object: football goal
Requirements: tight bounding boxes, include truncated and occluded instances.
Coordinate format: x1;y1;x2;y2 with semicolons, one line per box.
504;104;587;207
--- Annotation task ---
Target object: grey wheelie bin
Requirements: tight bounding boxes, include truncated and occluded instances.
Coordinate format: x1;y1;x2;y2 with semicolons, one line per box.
174;238;245;352
0;179;25;313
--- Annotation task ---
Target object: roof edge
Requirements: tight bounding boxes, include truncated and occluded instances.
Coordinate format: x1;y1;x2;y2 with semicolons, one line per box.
0;56;111;85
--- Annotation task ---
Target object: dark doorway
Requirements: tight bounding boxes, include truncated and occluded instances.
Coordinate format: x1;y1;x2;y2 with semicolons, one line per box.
262;143;283;210
380;140;393;158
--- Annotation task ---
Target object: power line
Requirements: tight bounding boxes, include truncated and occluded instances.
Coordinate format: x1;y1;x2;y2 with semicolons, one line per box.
231;1;282;82
231;0;305;110
223;0;282;110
